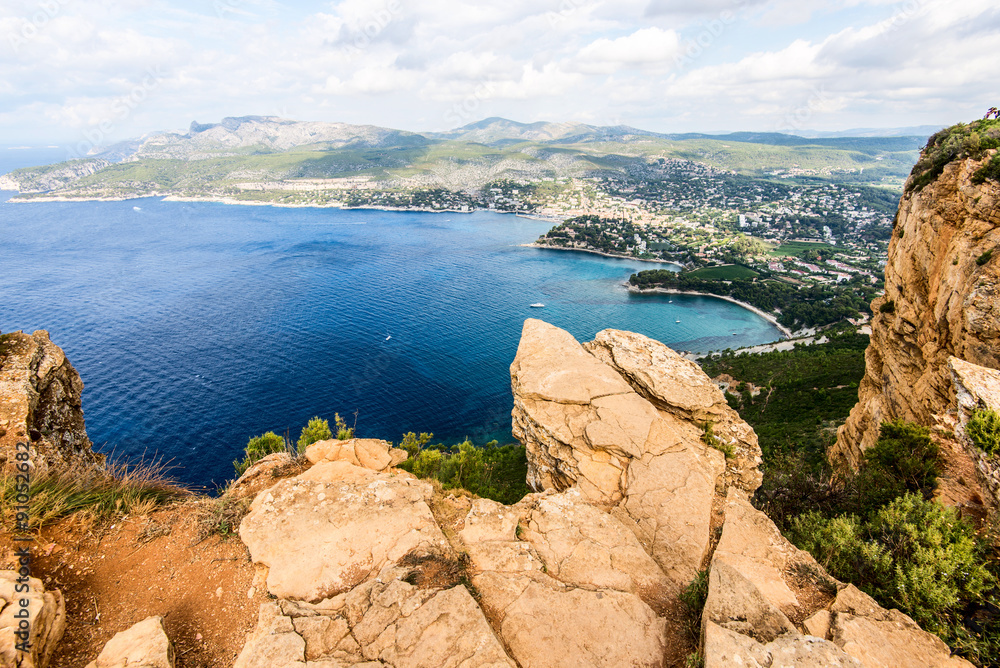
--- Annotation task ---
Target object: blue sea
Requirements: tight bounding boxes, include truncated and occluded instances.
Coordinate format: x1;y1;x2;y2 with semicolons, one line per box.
1;148;783;490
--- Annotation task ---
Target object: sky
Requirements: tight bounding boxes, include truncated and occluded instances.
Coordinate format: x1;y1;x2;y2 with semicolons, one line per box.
1;0;997;144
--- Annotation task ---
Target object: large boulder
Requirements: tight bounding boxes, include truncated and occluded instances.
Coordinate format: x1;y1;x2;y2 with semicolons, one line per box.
239;468;448;602
304;438;407;472
83;617;174;668
0;572;65;668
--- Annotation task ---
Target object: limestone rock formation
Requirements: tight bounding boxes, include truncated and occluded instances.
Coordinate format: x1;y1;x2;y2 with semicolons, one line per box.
510;319;747;585
230;318;971;667
0;331;102;476
304;438;408;472
0;572;66;668
835;152;1000;470
228;452;295;499
83;616;174;668
233;569;514;668
584;328;762;492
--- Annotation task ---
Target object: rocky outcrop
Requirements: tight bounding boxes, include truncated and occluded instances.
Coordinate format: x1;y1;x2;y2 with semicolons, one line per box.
84;617;174;668
0;331;102;476
304;438;408;471
835;152;1000;471
229;319;971;667
239;467;447;602
584;328;762;493
0;571;66;668
233;573;515;668
510;319;755;585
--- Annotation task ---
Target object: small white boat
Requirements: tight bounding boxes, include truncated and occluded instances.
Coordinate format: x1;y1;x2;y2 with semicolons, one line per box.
133;206;141;211
385;335;392;341
530;303;545;308
675;320;681;323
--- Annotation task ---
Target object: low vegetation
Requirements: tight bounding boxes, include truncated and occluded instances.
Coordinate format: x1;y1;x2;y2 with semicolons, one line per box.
908;118;1000;193
0;459;188;529
396;432;531;505
700;336;999;665
968;408;1000;455
230;417;531;506
296;416;332;453
700;327;869;467
783;422;997;663
233;431;287;476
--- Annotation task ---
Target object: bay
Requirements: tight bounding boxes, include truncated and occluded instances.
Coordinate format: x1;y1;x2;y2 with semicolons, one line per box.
1;180;783;490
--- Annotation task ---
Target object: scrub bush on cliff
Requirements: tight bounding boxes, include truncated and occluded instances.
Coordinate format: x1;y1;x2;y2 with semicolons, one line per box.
297;416;332;454
233;431;286;476
790;493;992;639
967;408;1000;455
397;434;530;505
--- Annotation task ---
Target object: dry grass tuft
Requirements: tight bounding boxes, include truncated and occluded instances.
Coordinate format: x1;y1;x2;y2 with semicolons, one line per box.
1;458;190;529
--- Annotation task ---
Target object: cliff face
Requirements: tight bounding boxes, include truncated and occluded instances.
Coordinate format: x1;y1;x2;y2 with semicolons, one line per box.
0;330;103;475
834;152;1000;470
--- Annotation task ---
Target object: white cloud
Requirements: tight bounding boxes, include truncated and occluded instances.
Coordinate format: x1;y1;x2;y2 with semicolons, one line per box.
0;0;997;142
573;27;682;74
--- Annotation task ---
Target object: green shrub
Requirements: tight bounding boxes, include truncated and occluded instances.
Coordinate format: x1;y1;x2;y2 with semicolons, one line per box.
399;431;433;457
679;569;709;645
397;435;531;505
977;249;995;266
879;300;895;314
334;412;354;440
968;408;1000;455
233;431;286;476
866;420;939;490
790;493;992;636
908;119;1000;193
297;416;332;454
971;153;1000;185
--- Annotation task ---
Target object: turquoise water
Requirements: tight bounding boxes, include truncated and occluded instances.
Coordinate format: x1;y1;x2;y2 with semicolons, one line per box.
0;179;782;488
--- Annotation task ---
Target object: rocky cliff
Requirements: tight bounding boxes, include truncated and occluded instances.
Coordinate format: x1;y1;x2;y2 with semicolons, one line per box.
835;148;1000;473
0;330;102;476
2;322;974;667
222;320;971;668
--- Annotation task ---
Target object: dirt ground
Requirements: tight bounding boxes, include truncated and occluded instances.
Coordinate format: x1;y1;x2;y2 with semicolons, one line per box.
1;499;266;667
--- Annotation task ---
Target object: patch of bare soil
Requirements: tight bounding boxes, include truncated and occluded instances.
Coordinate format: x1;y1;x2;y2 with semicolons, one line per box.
1;498;266;667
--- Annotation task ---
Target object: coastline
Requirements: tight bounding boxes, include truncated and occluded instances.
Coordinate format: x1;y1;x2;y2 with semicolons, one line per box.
626;285;796;338
5;191;540;217
523;242;685;267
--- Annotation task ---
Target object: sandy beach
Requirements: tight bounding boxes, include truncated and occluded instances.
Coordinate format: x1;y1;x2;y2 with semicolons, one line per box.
625;285;797;338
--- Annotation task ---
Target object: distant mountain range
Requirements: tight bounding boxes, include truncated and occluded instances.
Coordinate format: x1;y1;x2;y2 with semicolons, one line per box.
87;116;933;163
0;115;930;201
